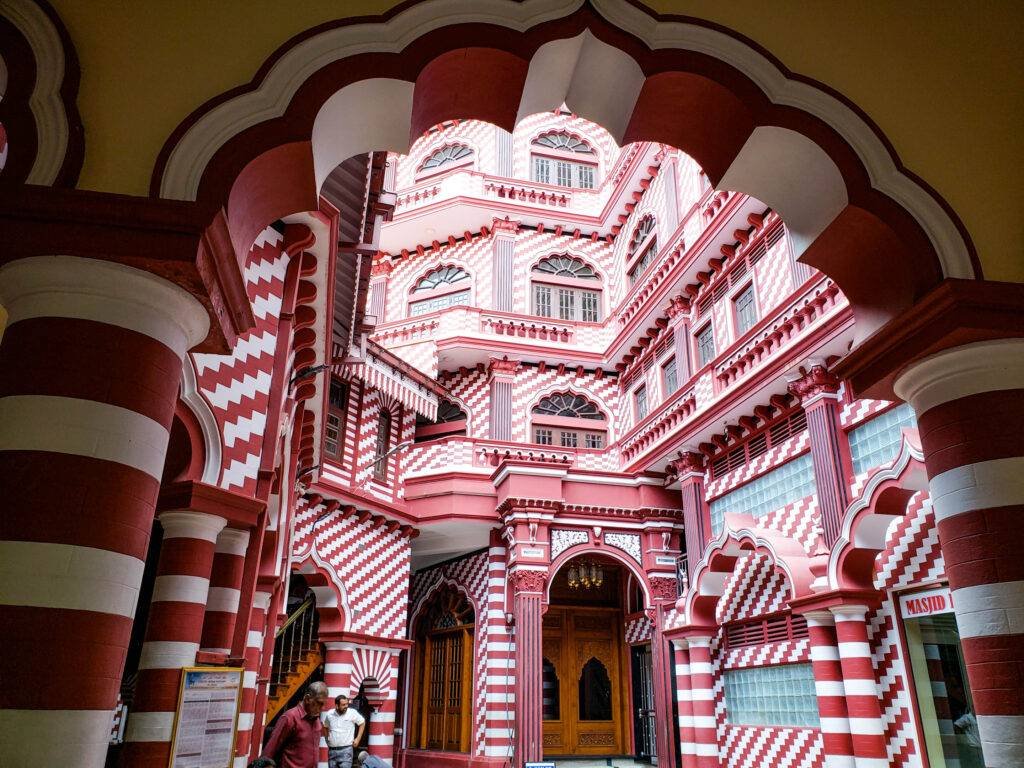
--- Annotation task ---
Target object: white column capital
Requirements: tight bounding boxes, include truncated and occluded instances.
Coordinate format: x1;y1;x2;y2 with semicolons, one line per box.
0;255;209;355
215;527;251;555
802;610;837;627
828;604;869;621
158;511;227;542
894;338;1024;415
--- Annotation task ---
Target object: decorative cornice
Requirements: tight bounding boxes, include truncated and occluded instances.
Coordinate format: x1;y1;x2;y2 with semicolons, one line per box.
786;364;841;403
157;480;265;529
488;355;521;377
491;216;521;235
369;257;394;277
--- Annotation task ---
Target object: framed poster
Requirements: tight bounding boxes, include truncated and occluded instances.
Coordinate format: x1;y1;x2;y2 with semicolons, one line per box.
167;666;244;768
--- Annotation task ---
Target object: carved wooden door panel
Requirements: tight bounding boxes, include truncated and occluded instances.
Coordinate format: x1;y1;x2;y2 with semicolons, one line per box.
541;607;625;756
422;629;473;752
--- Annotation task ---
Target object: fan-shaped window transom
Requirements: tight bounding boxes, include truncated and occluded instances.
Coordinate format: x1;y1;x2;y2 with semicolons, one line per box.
421;144;473;171
533;256;599;280
533;132;594;154
533;393;604;420
414;266;470;292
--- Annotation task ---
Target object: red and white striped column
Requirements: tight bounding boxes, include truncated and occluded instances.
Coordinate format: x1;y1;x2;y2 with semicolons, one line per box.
805;610;856;768
895;338;1024;768
234;586;273;766
200;527;251;656
0;256;209;767
923;641;962;768
121;511;227;766
672;639;698;768
686;635;721;768
830;605;887;768
483;537;513;760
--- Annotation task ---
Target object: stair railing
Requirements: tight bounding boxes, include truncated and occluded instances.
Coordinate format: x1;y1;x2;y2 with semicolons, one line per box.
271;594;319;691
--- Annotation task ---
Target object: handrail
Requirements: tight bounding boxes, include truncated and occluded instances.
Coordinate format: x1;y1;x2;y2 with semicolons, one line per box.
276;593;315;638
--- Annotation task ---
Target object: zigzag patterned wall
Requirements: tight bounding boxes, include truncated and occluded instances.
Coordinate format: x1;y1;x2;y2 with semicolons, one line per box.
715;552;791;625
292;497;412;640
395;119;499;189
192;226;287;494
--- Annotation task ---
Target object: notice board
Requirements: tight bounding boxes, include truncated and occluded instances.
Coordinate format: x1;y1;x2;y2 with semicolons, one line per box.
167;666;244;768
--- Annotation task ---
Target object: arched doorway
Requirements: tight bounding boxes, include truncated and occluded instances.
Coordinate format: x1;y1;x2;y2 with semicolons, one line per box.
410;584;476;753
543;555;636;759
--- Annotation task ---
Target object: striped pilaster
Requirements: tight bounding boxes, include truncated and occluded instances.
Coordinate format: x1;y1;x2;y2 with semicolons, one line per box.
488;368;515;441
673;640;698;768
510;568;545;765
895;339;1024;768
924;642;962;768
678;459;709;581
251;584;285;754
805;611;856;768
687;636;721;768
234;588;272;764
201;527;251;655
492;229;516;313
121;511;227;766
0;256;209;768
831;605;887;768
483;543;513;759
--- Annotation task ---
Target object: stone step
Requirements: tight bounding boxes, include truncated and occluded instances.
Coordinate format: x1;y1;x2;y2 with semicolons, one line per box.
539;759;655;768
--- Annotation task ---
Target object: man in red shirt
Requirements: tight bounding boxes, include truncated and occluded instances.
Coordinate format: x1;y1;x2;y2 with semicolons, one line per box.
262;681;328;768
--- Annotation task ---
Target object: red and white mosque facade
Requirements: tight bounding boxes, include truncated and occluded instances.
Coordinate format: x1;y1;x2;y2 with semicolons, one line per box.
2;3;1023;768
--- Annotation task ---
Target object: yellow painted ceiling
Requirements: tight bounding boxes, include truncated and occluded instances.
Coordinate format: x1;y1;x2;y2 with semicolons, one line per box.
50;0;1023;281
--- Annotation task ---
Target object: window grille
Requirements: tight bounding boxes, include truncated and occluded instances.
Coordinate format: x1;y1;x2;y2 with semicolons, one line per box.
697;324;716;367
532;132;594;153
533;156;551;184
534;284;552;317
578;164;595;189
734;285;758;335
421;144;472;171
409;289;470;316
557;289;575;321
556;161;572;187
848;403;917;474
413;266;470;292
325;413;342;457
533;393;604;420
663;357;678;395
533;256;599;280
723;664;820;728
709;453;815;535
580;291;600;322
374;409;392;480
635;386;648;421
534;428;553;445
584;433;603;449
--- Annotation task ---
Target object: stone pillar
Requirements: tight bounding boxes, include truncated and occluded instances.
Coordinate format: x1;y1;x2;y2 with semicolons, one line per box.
830;605;887;768
250;581;286;755
674;451;711;582
805;610;856;768
788;364;852;547
366;257;393;325
200;527;251;656
686;635;720;768
0;256;209;767
894;339;1024;768
488;356;519;441
672;640;698;768
121;511;227;766
491;217;519;313
650;607;678;767
510;567;547;765
668;296;693;383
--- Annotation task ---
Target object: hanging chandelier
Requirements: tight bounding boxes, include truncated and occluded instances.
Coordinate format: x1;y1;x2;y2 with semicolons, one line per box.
567;560;604;590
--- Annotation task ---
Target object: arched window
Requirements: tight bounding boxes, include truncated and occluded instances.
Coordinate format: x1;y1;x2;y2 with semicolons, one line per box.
627;215;658;285
412;587;475;753
418;143;473;175
531;392;607;449
578;657;613;720
531;255;602;322
415;399;468;443
530;132;597;189
543;658;561;720
408;265;472;316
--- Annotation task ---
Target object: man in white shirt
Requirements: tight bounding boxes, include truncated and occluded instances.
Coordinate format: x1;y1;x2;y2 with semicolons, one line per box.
321;694;366;768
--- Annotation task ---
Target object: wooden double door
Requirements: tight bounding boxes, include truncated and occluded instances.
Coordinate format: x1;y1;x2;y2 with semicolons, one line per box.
542;606;629;756
416;626;473;752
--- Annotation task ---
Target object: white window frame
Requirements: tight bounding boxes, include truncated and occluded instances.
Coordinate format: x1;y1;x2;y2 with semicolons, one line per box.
695;323;716;369
733;282;759;337
530;153;599;189
634;385;648;422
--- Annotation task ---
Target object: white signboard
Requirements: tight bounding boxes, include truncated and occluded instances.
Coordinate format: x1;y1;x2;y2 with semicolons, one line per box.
168;667;244;768
900;586;954;620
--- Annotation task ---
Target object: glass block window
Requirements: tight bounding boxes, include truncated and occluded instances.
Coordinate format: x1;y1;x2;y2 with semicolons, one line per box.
534;428;553;445
409;289;470;316
534;284;552;317
533;256;599;280
420;143;472;172
848;403;917;474
709;453;815;536
696;324;716;367
635;386;648;421
724;664;820;728
663;357;678;395
560;431;578;448
734;284;758;335
533;132;594;153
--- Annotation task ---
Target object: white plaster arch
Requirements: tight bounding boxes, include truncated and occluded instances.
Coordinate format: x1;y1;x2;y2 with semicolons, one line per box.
180;354;223;484
157;0;973;290
294;553;353;627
